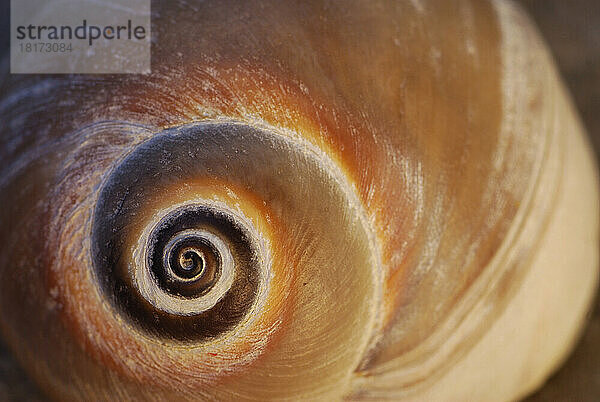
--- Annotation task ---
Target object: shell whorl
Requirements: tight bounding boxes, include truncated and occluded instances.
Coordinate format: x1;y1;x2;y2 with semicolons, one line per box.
25;120;381;399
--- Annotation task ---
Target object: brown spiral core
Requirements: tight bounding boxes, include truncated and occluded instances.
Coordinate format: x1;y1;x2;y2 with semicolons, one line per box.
91;125;264;340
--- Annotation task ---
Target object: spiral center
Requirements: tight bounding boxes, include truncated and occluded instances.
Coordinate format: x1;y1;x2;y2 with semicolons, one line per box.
157;230;222;297
176;248;204;278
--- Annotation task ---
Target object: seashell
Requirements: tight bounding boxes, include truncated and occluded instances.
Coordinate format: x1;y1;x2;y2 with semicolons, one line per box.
0;0;597;400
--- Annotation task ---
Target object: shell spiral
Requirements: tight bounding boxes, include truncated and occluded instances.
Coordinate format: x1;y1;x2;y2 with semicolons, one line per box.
0;1;598;401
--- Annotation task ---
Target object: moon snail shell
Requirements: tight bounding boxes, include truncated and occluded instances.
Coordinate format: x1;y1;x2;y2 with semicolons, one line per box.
0;1;598;401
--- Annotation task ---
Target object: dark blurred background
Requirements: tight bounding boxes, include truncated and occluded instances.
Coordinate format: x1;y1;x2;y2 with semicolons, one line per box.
0;0;598;400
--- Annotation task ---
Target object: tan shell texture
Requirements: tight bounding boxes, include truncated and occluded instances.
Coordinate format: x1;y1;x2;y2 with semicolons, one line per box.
0;0;598;401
